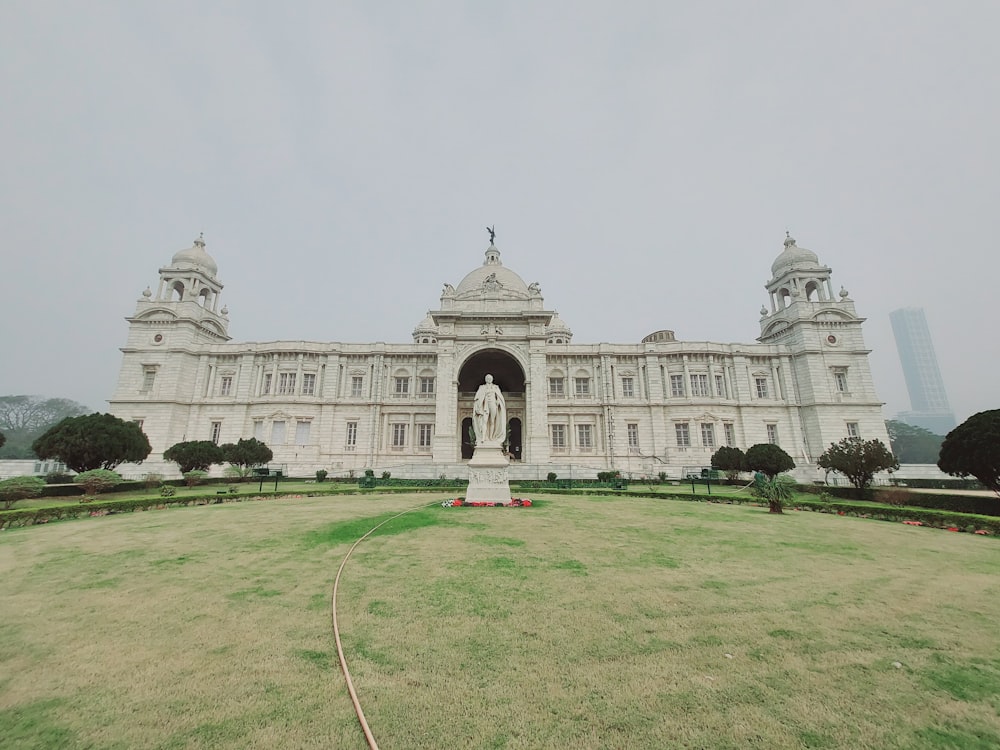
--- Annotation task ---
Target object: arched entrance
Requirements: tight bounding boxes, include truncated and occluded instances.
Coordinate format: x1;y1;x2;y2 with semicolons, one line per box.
457;348;527;462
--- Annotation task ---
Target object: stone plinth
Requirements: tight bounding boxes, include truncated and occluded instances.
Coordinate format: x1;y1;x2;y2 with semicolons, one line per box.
466;444;511;504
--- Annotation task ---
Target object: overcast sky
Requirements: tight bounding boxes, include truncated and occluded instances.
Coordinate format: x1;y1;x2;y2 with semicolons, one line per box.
2;1;997;426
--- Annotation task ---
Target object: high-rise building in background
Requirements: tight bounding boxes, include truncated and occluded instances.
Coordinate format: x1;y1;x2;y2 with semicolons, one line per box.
889;307;955;435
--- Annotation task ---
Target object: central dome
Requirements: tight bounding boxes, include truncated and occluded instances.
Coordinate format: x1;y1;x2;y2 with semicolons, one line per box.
454;245;530;298
771;233;819;277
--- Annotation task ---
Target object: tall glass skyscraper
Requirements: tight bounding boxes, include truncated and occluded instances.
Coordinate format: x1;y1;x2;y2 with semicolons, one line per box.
889;307;955;435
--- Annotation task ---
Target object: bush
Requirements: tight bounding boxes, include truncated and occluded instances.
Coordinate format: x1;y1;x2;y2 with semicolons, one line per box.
381;471;391;480
315;469;328;483
0;476;46;509
879;487;914;507
183;470;208;487
547;472;558;482
364;469;375;478
596;471;621;483
44;471;74;485
160;484;176;497
74;469;123;497
143;472;164;489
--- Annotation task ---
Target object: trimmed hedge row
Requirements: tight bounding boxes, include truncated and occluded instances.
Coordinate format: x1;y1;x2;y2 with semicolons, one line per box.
794;484;999;517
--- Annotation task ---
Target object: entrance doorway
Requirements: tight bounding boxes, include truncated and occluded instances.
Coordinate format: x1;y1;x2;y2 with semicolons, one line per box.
457;348;527;462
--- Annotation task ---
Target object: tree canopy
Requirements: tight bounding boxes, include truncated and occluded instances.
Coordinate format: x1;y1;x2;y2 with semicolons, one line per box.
32;413;151;472
745;443;795;479
817;437;899;496
938;410;1000;497
220;438;273;477
885;420;945;464
163;441;225;473
710;446;747;479
0;395;92;459
74;469;123;497
0;476;45;509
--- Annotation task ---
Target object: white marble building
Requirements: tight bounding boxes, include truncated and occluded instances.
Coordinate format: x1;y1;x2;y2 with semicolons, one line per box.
109;233;890;480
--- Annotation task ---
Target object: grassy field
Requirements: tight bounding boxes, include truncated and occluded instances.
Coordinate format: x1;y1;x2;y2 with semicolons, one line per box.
1;493;999;749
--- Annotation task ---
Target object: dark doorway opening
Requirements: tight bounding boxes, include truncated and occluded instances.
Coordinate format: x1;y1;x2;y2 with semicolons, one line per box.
461;417;474;460
508;417;522;461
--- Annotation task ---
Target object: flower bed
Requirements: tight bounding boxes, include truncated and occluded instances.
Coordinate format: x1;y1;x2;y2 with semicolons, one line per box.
441;498;532;508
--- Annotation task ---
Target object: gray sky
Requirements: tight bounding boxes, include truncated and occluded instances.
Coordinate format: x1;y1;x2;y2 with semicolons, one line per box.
2;1;997;426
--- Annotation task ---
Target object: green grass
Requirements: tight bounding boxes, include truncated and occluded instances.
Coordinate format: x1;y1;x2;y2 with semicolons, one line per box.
1;493;1000;748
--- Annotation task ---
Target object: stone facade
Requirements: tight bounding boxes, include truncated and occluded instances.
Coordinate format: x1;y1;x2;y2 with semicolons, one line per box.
109;233;890;481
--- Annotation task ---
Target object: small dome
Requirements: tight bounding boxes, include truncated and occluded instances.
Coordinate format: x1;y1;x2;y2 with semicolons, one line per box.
413;314;438;334
547;313;571;333
454;245;531;297
171;235;218;276
771;233;819;276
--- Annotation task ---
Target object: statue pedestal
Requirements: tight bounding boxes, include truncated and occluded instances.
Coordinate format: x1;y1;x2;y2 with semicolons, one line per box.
466;443;511;504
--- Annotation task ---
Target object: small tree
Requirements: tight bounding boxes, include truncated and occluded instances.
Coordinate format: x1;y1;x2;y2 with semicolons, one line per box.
220;438;273;480
315;469;328;483
183;470;208;487
711;446;747;480
74;469;122;498
32;413;151;472
751;474;796;514
0;476;45;509
817;437;899;498
745;443;795;479
163;441;225;474
938;410;1000;497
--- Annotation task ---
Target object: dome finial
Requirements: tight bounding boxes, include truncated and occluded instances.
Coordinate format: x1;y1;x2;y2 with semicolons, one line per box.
784;230;796;248
486;225;496;245
195;232;205;248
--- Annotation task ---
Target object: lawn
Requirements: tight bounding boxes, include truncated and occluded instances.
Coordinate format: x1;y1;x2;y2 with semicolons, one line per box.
1;492;999;749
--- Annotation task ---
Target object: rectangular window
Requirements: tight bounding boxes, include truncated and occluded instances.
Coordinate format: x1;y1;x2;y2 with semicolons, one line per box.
724;423;736;447
253;419;264;441
755;377;770;399
417;423;433;449
278;372;297;395
345;421;358;450
419;376;435;396
262;373;272;395
847;422;860;438
627;423;639;451
141;368;156;392
391;423;407;448
577;424;593;450
834;370;848;393
675;423;691;447
690;374;710;397
550;424;567;450
210;421;222;444
302;373;316;396
766;423;779;444
549;377;565;396
621;377;635;398
574;377;591;396
295;420;311;445
715;374;726;398
670;374;685;397
394;377;410;397
271;420;286;445
219;375;233;396
351;376;364;398
701;423;715;448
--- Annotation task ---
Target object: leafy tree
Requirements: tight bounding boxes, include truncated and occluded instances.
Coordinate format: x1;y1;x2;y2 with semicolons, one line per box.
938;410;1000;497
220;438;273;479
745;443;795;479
163;441;225;473
711;446;747;480
817;437;899;498
750;474;796;514
32;413;151;472
0;395;91;459
885;420;945;464
0;476;45;509
74;469;122;497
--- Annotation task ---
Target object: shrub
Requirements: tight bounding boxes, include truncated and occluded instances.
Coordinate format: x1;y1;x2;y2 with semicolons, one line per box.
0;476;46;509
143;472;164;489
364;469;375;478
315;469;328;483
381;471;391;480
183;470;208;487
160;484;176;497
547;472;558;482
74;469;123;497
596;471;621;483
880;487;914;507
44;471;74;485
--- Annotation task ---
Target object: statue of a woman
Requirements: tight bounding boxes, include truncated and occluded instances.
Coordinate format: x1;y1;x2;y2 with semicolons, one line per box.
472;374;507;445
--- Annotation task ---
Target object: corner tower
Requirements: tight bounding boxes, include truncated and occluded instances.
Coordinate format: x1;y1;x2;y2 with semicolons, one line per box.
758;233;889;461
